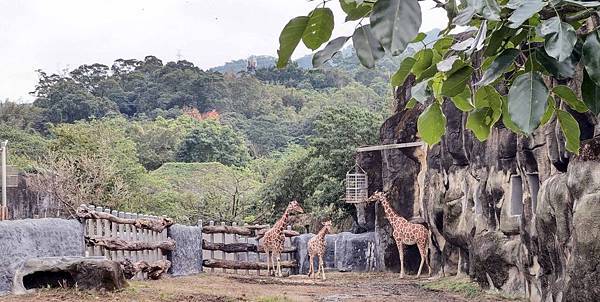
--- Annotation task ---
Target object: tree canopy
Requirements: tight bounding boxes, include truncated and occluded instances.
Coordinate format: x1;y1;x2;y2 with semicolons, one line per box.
276;0;600;154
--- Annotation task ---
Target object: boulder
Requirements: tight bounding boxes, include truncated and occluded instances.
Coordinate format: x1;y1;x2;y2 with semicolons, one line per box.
0;218;85;295
12;256;127;294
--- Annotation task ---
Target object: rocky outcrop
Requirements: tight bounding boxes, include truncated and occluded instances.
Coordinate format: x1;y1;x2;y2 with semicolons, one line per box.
0;218;85;295
12;256;127;294
357;73;600;300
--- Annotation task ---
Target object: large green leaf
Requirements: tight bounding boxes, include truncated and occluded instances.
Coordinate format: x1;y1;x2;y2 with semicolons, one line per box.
312;36;350;68
391;57;416;87
501;95;524;134
476;48;520;86
410;81;431;104
507;0;546;29
302;8;335;50
474;85;502;111
453;7;475;26
482;0;501;21
467;107;497;141
535;49;576;79
352;25;385;68
540;17;577;62
507;71;549;134
556;109;581;154
417;102;446;145
583;31;600;86
552;85;589;113
451;89;474;112
441;66;473;97
582;70;600;114
540;96;555;126
436;55;460;72
277;16;309;68
369;0;422;55
411;49;434;78
433;37;454;53
339;0;373;21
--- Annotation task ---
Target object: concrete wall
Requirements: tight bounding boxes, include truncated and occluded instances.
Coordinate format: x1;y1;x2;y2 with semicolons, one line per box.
293;232;377;274
0;218;85;295
167;224;202;276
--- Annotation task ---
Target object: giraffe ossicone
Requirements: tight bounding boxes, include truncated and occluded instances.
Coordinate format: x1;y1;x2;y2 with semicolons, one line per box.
261;200;304;277
367;191;431;278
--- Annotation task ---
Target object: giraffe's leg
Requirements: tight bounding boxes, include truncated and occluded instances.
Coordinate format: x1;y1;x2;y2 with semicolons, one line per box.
276;252;282;277
417;242;427;278
397;243;405;278
308;254;314;278
266;250;271;276
319;255;326;280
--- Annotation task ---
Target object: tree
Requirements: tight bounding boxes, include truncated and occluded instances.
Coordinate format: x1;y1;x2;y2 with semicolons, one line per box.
32;71;118;124
175;119;251;166
275;0;600;154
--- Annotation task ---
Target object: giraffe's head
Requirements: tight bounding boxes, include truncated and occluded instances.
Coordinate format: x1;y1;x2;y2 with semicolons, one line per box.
321;220;333;233
286;200;304;214
366;191;387;204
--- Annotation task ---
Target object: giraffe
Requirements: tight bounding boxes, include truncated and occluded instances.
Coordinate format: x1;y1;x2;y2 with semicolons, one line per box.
307;220;332;280
261;200;304;277
367;191;430;278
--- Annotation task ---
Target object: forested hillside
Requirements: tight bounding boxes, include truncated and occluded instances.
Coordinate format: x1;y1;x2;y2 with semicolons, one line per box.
5;47;397;227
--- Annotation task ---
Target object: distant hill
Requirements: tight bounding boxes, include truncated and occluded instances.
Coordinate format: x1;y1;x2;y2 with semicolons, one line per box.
209;29;440;74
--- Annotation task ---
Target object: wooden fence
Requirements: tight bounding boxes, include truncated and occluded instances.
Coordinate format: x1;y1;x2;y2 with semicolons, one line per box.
201;221;299;275
80;205;173;279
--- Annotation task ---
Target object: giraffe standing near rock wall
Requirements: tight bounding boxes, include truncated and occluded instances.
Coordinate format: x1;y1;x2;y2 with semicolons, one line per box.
261;200;304;277
367;191;430;278
307;220;333;280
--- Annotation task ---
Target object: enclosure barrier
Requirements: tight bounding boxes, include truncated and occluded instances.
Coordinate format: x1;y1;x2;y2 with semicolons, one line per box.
76;204;174;279
201;221;299;275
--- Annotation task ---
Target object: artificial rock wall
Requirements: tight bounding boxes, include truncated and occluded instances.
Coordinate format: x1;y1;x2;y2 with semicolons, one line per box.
167;224;203;276
0;218;85;295
356;74;600;301
293;232;377;274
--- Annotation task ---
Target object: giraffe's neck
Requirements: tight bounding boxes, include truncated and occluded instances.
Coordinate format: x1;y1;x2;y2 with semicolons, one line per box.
315;226;329;239
380;197;407;225
272;209;289;233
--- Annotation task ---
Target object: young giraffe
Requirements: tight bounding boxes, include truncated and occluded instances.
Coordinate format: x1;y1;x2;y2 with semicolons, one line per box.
307;220;333;280
262;200;304;277
367;191;430;278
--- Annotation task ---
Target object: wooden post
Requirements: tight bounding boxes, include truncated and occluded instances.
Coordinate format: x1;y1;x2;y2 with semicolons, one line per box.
103;208;112;259
243;223;249;275
161;215;168;260
232;222;238;274
110;210;118;260
220;222;226;273
117;211;125;261
85;204;94;257
209;221;214;273
95;206;104;257
153;215;160;261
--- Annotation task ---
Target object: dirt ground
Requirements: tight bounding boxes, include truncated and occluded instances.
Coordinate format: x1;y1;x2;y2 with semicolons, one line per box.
0;272;520;302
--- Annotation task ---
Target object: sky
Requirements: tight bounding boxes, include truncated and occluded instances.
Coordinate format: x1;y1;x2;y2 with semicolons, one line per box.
0;0;447;102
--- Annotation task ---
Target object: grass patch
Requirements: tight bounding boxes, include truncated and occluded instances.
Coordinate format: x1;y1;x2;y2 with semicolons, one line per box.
423;277;483;299
255;296;294;302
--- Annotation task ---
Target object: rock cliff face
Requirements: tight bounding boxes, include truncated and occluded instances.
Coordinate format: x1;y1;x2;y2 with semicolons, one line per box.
356;78;600;301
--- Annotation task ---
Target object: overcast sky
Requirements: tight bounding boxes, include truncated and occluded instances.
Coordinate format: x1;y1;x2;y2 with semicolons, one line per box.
0;0;447;102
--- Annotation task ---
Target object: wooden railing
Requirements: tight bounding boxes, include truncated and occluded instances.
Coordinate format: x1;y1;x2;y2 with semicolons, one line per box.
201;221;299;275
78;205;174;279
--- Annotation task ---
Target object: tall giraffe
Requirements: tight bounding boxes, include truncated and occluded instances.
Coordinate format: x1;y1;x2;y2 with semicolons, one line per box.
261;200;304;277
307;220;333;280
367;191;430;278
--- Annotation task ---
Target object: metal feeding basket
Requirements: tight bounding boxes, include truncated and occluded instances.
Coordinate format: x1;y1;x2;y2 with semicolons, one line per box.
345;164;368;204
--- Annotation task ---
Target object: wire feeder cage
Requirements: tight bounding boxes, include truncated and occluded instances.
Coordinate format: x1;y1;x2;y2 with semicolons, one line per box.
345;164;368;204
